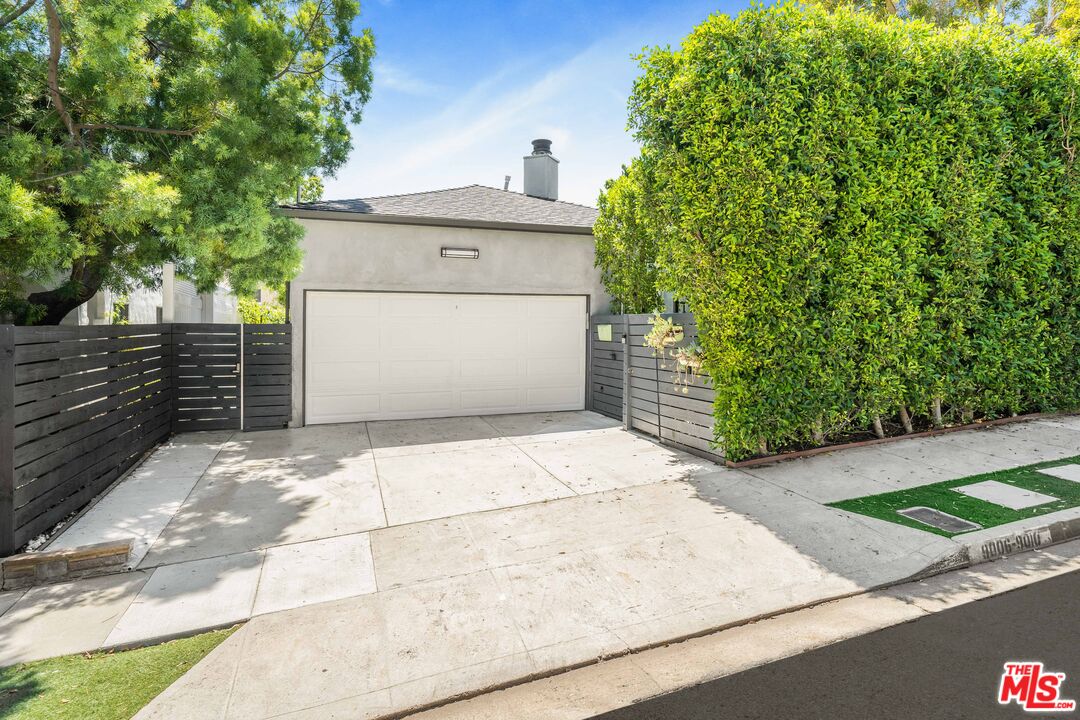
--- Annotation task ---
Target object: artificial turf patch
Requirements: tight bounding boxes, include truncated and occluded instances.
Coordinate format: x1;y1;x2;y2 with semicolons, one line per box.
0;627;235;720
829;455;1080;537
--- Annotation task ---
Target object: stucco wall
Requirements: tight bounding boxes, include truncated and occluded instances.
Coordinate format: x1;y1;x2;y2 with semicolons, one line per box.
287;217;612;426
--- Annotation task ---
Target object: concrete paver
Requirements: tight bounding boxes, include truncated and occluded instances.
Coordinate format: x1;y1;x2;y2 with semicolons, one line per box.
482;411;624;445
516;431;717;494
49;432;229;567
252;533;377;616
367;415;510;457
0;571;149;665
105;552;263;647
953;479;1058;509
375;444;576;525
218;423;371;465
140;457;385;567
1040;463;1080;482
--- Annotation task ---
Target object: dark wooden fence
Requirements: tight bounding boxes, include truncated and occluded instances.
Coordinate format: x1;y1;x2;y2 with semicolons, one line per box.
0;323;292;555
590;313;721;463
173;324;242;433
242;325;291;431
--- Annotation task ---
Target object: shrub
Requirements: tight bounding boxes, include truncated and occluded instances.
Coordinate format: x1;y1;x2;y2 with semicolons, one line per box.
594;158;667;313
623;4;1080;459
237;297;286;324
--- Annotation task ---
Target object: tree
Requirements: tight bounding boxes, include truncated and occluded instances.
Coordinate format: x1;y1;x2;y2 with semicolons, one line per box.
804;0;1038;27
0;0;374;324
593;158;667;314
621;4;1080;458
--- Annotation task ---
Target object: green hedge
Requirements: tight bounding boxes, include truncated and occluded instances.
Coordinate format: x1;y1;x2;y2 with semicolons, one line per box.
620;4;1080;459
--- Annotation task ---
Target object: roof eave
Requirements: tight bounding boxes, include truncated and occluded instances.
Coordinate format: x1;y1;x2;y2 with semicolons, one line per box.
280;206;595;236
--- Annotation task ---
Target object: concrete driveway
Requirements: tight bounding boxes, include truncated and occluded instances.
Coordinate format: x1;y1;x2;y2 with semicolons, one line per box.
138;410;718;568
4;412;1080;719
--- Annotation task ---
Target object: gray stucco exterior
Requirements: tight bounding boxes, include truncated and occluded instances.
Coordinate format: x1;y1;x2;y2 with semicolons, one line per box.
284;214;611;426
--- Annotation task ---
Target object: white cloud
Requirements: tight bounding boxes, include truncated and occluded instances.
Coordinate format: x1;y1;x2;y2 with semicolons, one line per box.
324;27;652;206
374;61;443;97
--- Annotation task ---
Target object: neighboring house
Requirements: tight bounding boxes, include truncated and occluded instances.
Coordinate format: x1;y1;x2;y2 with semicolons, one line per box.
63;263;240;326
280;139;609;427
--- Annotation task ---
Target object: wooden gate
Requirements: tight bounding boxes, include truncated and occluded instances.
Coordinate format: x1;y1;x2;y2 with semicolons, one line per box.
590;313;722;462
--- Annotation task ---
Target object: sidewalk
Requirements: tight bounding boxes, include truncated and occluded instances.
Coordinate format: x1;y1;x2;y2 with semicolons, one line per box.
405;539;1080;720
2;414;1079;719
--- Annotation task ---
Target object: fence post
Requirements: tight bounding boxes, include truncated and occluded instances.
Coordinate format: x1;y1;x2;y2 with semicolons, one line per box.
168;323;179;434
0;326;16;556
622;315;631;431
239;324;245;432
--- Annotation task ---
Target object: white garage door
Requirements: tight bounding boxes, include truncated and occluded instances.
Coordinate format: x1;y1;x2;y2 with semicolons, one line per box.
304;291;587;424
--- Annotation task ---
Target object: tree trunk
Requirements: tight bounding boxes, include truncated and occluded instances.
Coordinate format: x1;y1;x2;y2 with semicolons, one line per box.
872;415;885;439
898;405;914;434
932;398;943;428
23;259;107;325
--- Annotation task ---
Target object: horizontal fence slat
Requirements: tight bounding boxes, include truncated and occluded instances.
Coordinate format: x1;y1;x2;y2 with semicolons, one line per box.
244;385;291;398
244;404;289;418
14;335;169;364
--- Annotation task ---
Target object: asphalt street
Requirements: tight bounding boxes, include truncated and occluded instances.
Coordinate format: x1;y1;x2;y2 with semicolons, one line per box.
592;568;1080;720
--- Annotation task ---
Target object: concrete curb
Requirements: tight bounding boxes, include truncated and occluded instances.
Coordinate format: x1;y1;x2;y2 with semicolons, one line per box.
370;519;1080;720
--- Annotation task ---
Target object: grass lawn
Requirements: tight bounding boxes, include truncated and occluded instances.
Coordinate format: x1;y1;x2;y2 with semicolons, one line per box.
0;627;235;720
830;455;1080;537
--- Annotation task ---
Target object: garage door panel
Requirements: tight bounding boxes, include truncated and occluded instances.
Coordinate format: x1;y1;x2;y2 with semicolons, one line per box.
381;322;453;351
527;356;581;378
305;291;586;424
460;388;524;413
308;316;377;352
456;296;525;318
308;360;381;393
387;390;454;414
526;295;580;318
311;393;381;422
387;295;456;318
527;325;583;357
386;359;454;382
310;292;380;318
460;357;524;379
526;386;583;408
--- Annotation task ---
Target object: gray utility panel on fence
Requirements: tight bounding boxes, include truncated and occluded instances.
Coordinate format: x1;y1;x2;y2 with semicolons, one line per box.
590;313;722;463
0;323;291;556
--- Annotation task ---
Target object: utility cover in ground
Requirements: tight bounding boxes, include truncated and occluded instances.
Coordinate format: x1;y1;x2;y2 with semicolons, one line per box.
896;507;982;533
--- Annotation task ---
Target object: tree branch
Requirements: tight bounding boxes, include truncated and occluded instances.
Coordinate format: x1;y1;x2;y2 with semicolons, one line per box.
28;167;83;183
284;50;346;77
76;122;196;136
1040;0;1062;35
0;0;35;28
43;0;79;144
272;0;327;81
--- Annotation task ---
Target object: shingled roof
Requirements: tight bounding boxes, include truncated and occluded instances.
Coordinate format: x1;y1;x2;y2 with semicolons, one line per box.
281;184;598;233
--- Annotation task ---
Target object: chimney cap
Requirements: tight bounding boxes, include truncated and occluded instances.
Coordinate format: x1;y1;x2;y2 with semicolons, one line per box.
531;138;553;155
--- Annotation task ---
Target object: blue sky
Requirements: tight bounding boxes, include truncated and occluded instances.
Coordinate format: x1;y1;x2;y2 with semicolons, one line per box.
324;1;749;207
